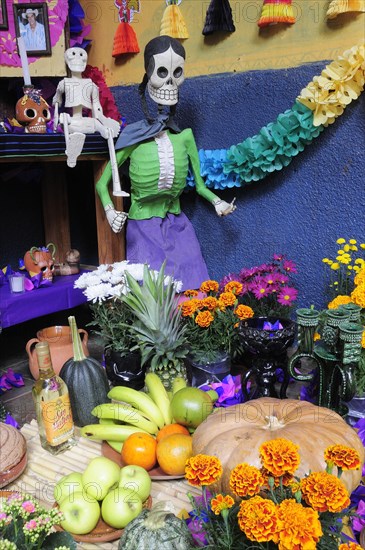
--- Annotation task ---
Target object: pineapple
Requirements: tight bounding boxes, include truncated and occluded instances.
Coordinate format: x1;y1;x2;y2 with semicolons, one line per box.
122;263;189;390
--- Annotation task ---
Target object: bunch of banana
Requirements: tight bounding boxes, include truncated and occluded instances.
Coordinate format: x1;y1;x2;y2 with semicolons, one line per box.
79;373;188;451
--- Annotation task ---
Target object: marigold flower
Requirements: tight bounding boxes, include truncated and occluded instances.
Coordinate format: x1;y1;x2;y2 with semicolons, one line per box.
185;454;223;487
277;498;322;550
184;289;198;297
362;330;365;348
339;543;363;550
237;495;279;543
200;280;219;294
229;463;264;497
354;267;365;286
300;471;350;512
224;280;243;295
219;291;236;307
327;295;352;309
235;304;254;320
351;284;365;308
180;299;199;317
324;445;361;470
259;438;300;477
202;296;219;310
210;494;235;515
195;310;214;328
313;332;321;341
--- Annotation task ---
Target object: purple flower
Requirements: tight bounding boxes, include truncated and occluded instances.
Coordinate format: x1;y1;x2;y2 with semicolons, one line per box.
352;500;365;533
283;259;298;273
24;519;38;530
273;254;284;261
251;280;271;300
0;513;7;520
277;286;298;306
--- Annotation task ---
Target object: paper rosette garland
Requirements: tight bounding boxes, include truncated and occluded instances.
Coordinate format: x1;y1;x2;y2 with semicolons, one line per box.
202;0;236;36
186;44;365;191
258;0;296;27
112;0;140;57
326;0;365;19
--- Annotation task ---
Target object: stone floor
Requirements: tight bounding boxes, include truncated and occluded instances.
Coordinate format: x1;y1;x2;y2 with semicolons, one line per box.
0;303;104;428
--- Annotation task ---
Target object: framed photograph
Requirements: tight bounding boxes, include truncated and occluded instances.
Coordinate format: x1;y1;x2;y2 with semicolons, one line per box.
0;0;9;30
13;2;51;56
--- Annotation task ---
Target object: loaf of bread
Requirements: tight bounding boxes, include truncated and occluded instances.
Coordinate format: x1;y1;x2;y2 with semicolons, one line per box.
0;423;27;474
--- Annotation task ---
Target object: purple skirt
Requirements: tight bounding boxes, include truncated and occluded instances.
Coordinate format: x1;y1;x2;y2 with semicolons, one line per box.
126;213;210;291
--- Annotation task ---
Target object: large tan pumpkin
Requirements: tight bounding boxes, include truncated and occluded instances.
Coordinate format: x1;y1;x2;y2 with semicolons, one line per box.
192;398;364;494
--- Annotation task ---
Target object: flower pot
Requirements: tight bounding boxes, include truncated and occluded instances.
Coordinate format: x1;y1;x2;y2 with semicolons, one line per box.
26;325;89;379
185;351;231;388
104;349;145;390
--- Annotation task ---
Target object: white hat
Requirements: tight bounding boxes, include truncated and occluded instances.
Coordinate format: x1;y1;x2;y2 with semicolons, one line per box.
22;8;39;19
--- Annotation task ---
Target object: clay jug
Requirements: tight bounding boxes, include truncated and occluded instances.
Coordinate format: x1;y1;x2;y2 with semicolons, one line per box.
26;325;89;379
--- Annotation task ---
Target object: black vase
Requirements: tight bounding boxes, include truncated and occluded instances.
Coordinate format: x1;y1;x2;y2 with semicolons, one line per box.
104;349;145;390
239;317;296;399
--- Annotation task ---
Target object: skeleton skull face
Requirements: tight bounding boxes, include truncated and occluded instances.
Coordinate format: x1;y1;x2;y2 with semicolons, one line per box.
24;246;56;282
147;46;185;106
15;93;51;133
65;47;88;73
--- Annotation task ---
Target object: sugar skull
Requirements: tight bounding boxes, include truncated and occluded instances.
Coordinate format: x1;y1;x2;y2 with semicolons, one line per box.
64;47;88;74
144;36;185;106
15;87;51;134
24;243;56;282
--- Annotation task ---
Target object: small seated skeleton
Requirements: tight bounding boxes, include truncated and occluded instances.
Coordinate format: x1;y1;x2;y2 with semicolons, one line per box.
53;47;128;197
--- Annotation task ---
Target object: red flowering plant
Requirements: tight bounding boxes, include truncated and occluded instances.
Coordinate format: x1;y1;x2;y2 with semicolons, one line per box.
184;438;363;550
179;280;255;363
220;254;298;319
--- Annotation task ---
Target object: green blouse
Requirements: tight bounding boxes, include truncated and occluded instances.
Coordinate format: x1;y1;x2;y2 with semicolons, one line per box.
96;128;219;220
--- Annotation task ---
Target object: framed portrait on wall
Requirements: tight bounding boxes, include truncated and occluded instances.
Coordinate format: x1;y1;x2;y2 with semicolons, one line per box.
13;2;51;56
0;0;9;30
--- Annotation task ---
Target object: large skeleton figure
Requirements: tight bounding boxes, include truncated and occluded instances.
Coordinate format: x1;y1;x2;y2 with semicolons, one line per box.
53;47;127;197
96;36;236;289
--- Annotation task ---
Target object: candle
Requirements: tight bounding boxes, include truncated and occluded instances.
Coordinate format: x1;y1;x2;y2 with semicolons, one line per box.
17;36;31;86
9;274;25;293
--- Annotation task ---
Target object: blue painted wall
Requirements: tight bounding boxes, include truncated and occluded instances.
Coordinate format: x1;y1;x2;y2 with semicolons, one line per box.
112;61;365;311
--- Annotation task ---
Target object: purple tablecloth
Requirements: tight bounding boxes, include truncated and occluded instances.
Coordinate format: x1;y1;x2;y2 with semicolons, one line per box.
0;272;88;328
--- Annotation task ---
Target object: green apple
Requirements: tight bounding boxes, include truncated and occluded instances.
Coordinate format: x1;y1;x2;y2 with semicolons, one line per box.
101;487;142;529
54;472;83;504
58;491;100;535
82;456;121;501
119;464;151;503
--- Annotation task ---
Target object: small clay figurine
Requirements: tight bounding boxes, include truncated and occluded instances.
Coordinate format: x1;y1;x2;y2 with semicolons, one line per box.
54;249;81;276
96;35;236;290
53;47;127;197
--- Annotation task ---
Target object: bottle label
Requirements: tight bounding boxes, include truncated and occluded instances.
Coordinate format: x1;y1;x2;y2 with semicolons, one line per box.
41;394;74;446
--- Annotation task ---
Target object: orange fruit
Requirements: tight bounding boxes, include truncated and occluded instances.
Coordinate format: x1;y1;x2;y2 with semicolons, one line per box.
121;432;157;471
156;433;193;476
156;423;190;443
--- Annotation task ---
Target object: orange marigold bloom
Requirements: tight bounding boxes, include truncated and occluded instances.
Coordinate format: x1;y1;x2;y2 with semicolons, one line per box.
259;438;300;477
229;463;264;498
324;445;361;471
235;304;255;320
300;471;350;513
219;291;236;307
200;280;219;294
224;281;243;295
202;296;219;311
313;332;321;341
195;310;214;328
237;495;279;543
277;498;322;550
327;295;352;309
261;467;294;489
354;268;365;286
351;284;365;308
210;494;235;515
339;543;363;550
362;329;365;349
184;289;199;297
180;299;199;317
185;454;223;487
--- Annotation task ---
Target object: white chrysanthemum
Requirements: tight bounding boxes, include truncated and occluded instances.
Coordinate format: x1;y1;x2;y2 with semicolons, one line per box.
84;283;114;303
109;283;129;297
125;263;147;281
109;273;126;286
95;264;110;274
111;261;131;275
74;272;102;289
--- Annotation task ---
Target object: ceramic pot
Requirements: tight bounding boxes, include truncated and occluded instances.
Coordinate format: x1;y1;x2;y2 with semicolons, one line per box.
26;325;89;379
104;349;145;390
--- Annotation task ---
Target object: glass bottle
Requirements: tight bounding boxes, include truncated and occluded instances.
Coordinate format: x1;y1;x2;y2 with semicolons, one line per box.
32;342;76;454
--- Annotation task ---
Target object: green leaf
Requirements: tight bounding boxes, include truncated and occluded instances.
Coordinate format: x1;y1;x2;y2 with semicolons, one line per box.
42;531;77;549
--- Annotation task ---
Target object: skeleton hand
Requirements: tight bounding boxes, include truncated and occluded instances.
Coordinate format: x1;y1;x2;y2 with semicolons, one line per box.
104;204;128;233
212;197;237;217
